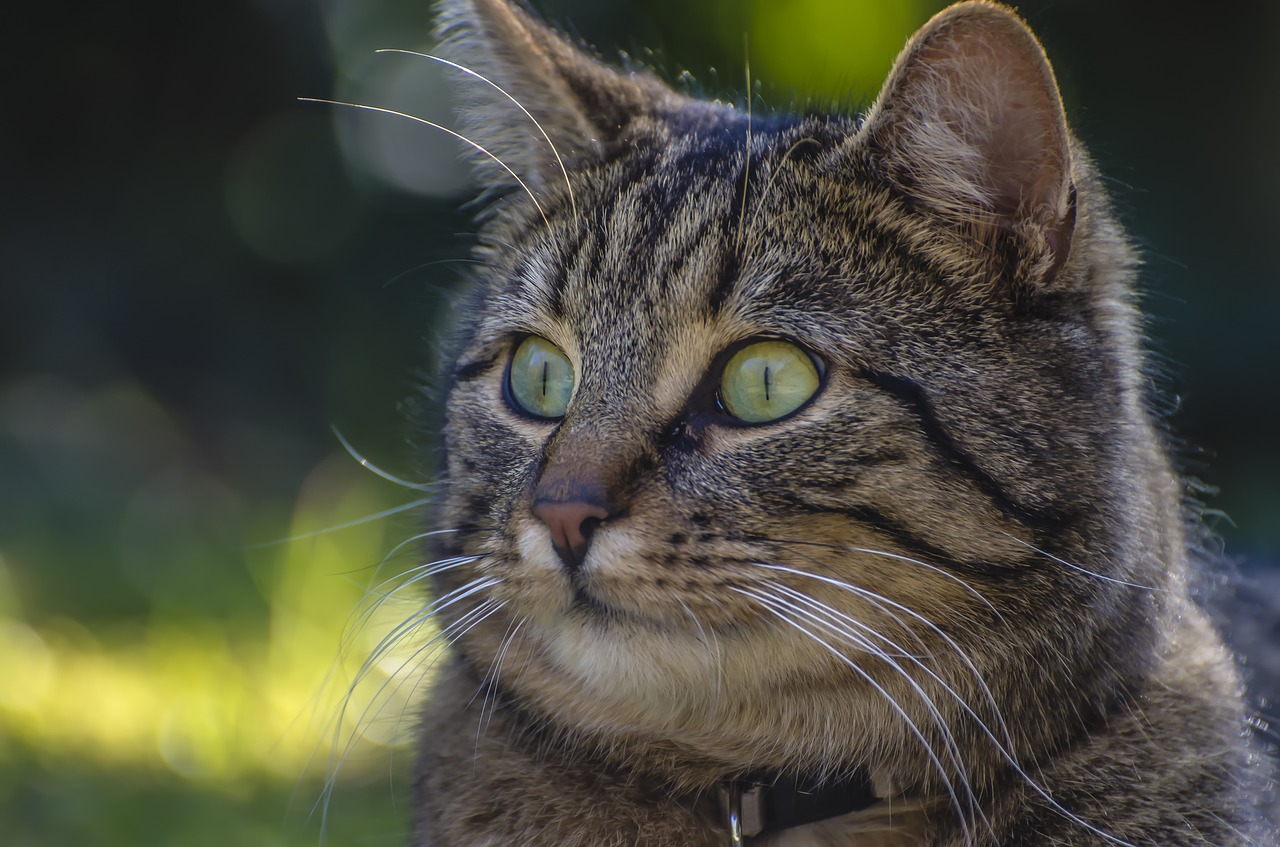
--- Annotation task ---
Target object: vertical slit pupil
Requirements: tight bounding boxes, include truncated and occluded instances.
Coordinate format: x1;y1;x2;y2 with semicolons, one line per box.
541;360;549;397
764;365;771;401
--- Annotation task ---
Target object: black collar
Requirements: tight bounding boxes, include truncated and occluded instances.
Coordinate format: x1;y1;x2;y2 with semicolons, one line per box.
717;769;881;843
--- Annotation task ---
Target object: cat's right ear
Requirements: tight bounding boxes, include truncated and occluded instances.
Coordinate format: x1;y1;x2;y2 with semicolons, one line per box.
435;0;685;203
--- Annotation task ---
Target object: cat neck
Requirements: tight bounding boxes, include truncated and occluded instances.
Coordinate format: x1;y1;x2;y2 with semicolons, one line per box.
717;769;881;840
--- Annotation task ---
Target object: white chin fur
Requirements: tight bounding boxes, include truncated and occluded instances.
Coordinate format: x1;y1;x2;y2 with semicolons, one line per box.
537;610;727;719
512;522;720;712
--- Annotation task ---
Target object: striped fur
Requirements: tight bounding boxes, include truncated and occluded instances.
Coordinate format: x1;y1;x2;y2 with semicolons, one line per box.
408;2;1274;844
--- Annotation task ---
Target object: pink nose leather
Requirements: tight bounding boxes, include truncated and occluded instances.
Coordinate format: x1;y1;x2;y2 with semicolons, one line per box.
532;499;610;570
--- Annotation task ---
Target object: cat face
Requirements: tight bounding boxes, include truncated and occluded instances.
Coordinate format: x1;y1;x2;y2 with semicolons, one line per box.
427;0;1168;777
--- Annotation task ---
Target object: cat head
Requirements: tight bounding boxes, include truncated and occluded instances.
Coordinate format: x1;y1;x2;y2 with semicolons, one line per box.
427;0;1174;789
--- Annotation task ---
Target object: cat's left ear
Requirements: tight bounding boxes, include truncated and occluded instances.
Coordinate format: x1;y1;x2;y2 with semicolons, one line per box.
857;1;1075;282
436;0;689;202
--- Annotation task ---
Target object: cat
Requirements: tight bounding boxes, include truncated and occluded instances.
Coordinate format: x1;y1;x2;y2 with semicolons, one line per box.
404;1;1275;844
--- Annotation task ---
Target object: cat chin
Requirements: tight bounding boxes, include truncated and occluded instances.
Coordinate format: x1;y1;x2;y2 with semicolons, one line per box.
517;599;865;732
508;530;722;704
497;609;931;782
501;517;943;744
535;614;727;714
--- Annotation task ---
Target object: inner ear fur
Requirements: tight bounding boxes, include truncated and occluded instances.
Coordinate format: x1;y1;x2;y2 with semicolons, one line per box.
858;1;1075;278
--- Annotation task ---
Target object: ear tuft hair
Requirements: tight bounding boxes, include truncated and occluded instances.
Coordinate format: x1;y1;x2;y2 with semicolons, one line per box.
435;0;688;205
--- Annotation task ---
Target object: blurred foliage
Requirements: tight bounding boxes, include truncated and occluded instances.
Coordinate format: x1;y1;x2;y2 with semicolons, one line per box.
0;377;430;843
1;0;1276;844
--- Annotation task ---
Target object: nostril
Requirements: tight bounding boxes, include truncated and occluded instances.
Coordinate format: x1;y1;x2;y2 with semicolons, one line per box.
580;515;603;542
532;499;611;571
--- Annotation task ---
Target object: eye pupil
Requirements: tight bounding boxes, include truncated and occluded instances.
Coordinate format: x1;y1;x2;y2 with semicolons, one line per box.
719;340;820;424
509;336;574;418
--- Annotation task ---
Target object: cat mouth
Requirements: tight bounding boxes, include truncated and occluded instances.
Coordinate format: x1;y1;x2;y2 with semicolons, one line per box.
570;584;610;615
566;580;663;627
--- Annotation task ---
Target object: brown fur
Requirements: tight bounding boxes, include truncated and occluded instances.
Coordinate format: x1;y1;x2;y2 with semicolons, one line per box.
408;1;1274;843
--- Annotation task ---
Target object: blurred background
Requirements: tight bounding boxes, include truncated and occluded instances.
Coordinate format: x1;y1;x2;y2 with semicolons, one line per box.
1;0;1276;843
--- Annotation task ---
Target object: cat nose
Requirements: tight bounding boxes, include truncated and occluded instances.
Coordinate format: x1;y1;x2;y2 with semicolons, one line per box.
532;497;610;571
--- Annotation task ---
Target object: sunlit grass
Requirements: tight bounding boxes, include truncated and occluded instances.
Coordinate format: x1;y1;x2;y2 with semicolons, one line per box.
0;462;432;788
0;375;438;846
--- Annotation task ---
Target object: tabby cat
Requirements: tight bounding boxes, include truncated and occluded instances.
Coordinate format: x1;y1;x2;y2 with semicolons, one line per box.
407;1;1273;844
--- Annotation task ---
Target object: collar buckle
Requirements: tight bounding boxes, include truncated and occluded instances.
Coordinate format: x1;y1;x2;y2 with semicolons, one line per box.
716;769;883;843
718;779;765;845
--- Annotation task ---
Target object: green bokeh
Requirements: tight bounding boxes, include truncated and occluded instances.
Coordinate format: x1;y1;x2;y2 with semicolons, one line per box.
748;0;925;103
3;0;1276;843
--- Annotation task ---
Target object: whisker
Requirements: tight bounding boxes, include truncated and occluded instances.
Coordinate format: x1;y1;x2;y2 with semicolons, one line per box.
750;534;1003;620
751;559;1137;846
371;529;467;578
768;582;927;659
736;587;974;836
319;597;506;834
758;541;1059;796
375;49;578;224
995;529;1162;591
752;560;1023;795
346;599;497;750
367;596;505;719
754;579;997;842
326;587;505;772
753;560;1011;733
363;576;502;673
298;97;550;227
340;554;480;658
743;137;821;252
384;598;507;720
294;560;480;834
379;256;503;292
676;598;724;714
749;582;989;835
475;616;526;750
735;34;752;255
246;497;433;549
331;425;434;491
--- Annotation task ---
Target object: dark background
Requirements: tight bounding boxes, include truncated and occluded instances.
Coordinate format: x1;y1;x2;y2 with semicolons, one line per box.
1;1;1276;843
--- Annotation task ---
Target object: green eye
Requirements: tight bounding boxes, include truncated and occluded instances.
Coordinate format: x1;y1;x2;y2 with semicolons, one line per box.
719;340;820;423
508;336;575;418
